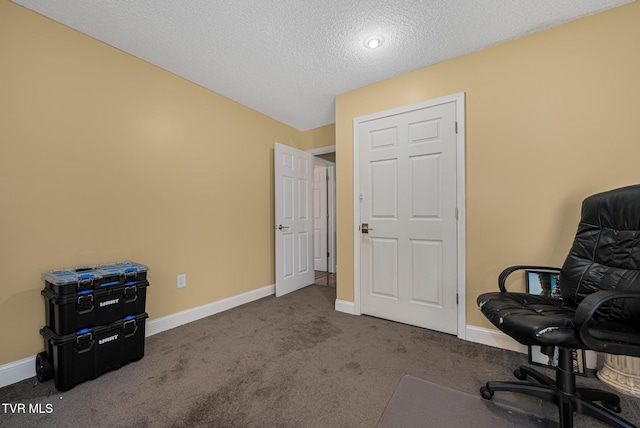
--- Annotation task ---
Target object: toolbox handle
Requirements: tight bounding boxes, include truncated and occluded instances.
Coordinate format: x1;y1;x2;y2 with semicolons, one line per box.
76;275;94;290
122;317;138;337
77;293;94;314
41;288;56;300
75;331;94;353
122;268;138;280
123;285;138;302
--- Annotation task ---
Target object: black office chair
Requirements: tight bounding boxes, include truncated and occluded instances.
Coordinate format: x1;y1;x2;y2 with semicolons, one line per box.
477;185;640;428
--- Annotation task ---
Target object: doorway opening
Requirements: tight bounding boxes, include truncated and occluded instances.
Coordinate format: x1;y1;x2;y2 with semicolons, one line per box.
313;270;337;288
309;145;336;276
274;143;337;298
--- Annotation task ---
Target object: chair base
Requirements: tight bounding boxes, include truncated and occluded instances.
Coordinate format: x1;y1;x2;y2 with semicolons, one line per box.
480;364;637;428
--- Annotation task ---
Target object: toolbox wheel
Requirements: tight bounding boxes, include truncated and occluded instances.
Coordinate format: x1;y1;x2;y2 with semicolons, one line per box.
36;352;53;382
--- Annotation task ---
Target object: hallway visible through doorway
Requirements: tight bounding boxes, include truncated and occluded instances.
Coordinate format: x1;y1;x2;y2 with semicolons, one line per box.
314;271;336;288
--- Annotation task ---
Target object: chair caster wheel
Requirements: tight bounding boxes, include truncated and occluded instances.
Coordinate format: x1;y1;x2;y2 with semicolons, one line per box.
480;386;494;400
36;352;53;382
513;368;527;380
602;401;621;413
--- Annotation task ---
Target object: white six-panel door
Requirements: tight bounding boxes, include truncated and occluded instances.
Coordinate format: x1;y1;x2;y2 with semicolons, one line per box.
358;101;459;334
275;143;314;297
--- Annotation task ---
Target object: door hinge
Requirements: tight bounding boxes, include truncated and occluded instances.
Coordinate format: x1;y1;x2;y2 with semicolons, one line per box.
455;207;459;220
455;121;458;134
456;293;459;305
327;252;330;258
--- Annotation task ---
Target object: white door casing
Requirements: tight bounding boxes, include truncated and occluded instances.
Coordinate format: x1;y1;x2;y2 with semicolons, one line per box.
275;143;314;297
313;165;328;272
354;93;466;337
327;165;336;273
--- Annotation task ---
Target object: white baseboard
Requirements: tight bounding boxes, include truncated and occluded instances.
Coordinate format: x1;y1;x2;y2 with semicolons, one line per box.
465;325;528;354
333;305;527;355
466;325;598;369
145;284;274;337
0;356;36;389
334;299;356;315
0;284;275;389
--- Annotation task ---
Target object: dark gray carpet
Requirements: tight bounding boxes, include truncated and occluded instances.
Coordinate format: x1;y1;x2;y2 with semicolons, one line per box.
1;285;639;427
378;375;554;427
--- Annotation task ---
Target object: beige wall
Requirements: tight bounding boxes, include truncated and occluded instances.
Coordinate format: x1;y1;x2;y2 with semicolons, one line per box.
305;123;336;150
335;1;640;330
0;1;333;365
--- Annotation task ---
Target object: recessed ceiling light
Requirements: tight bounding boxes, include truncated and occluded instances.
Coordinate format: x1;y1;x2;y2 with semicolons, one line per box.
364;35;384;49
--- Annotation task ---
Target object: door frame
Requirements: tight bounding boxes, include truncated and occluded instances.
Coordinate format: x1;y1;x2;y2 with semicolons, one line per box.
352;93;467;339
308;146;337;273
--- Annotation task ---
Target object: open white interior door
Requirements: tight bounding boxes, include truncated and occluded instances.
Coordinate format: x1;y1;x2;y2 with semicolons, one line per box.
313;165;328;272
275;143;314;297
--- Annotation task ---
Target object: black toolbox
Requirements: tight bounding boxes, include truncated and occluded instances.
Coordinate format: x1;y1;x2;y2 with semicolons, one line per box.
38;313;148;392
42;280;149;335
42;261;149;295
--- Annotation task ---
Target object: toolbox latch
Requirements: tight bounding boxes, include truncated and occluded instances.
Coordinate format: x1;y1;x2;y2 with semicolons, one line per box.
76;331;93;352
123;285;138;302
77;275;94;291
122;268;138;281
122;318;137;336
77;293;94;313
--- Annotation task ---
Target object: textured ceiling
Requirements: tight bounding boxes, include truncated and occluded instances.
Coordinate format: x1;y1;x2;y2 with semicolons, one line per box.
13;0;633;131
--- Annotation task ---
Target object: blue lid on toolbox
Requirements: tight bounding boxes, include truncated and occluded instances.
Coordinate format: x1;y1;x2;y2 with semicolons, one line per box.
97;261;149;278
42;266;103;286
42;261;149;285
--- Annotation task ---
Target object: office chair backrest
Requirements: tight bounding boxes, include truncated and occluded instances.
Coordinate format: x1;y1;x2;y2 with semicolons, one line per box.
560;185;640;323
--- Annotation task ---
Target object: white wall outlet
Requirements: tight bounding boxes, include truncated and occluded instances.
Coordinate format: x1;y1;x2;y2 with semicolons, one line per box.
177;274;186;288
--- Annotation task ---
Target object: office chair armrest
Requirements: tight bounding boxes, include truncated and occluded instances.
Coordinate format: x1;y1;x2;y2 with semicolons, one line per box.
498;265;561;292
575;289;640;353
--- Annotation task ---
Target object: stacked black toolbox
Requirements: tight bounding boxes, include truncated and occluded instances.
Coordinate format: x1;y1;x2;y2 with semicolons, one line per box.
36;261;149;391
